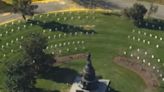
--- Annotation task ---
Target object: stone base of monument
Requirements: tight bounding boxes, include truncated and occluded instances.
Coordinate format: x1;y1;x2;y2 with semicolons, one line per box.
70;76;110;92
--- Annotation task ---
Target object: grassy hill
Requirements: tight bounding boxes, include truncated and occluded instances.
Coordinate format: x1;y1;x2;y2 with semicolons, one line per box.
0;10;164;92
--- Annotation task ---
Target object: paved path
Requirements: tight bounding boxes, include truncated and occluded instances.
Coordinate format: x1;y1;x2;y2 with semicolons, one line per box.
0;0;78;24
0;0;164;24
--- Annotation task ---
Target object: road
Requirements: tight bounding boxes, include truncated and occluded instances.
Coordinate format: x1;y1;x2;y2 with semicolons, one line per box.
0;0;164;24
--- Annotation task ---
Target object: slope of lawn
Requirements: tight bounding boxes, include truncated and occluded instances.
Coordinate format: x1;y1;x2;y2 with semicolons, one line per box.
0;10;164;92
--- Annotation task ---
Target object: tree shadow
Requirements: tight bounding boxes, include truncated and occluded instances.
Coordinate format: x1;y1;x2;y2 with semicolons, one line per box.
39;66;79;84
27;19;96;34
134;19;164;31
73;0;120;9
0;1;12;13
109;87;120;92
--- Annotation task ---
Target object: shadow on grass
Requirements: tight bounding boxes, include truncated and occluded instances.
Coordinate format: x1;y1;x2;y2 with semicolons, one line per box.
27;19;96;34
39;66;79;84
109;87;120;92
73;0;120;9
0;1;12;13
134;19;164;31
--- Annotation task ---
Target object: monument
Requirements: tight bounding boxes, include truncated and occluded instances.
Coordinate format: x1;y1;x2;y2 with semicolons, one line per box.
70;53;111;92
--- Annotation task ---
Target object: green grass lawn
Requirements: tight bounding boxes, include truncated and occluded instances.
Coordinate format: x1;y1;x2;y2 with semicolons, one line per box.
0;11;164;92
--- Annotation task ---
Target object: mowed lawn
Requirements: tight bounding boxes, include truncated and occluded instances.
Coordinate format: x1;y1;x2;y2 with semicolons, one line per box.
0;11;164;92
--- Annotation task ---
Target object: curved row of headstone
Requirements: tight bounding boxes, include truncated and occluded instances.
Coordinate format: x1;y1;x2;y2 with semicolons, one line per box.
128;35;160;49
123;28;164;82
46;40;85;50
123;47;164;82
49;46;86;55
1;36;24;50
132;29;163;42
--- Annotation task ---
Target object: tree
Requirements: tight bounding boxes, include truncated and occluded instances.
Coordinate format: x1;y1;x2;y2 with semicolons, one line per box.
4;56;36;92
124;3;147;20
12;0;38;21
21;32;48;73
147;2;158;18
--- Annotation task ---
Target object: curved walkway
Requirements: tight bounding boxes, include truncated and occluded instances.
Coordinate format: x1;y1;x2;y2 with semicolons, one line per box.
1;0;164;25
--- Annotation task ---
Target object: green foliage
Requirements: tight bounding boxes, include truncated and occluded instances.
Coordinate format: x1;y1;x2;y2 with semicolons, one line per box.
4;55;36;92
21;32;48;73
124;3;147;20
12;0;37;20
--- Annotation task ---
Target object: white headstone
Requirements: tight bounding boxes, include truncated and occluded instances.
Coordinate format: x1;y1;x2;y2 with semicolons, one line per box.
54;35;56;39
128;35;130;39
148;62;151;66
137;48;140;52
153;66;156;69
52;52;55;55
6;31;8;34
19;45;22;49
157;59;161;63
157;69;159;73
24;25;26;28
11;40;14;43
137;56;140;60
54;44;57;48
1;45;4;49
59;34;61;38
129;46;132;49
75;47;77;50
11;29;14;32
48;36;51;39
59;43;62;47
6;42;9;46
123;51;127;55
49;29;52;32
11;49;14;53
67;48;70;52
18;27;20;30
21;36;24;39
132;36;135;40
68;42;70;45
43;30;46;33
155;35;158;39
72;41;75;44
147;41;150;45
156;44;159;48
137;38;140;42
3;54;6;57
16;38;18;41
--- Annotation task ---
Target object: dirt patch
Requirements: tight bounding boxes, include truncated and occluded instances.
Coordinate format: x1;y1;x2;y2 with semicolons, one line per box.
114;56;160;92
55;53;87;64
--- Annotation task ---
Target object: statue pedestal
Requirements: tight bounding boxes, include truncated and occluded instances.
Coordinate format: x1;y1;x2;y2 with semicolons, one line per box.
70;77;110;92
